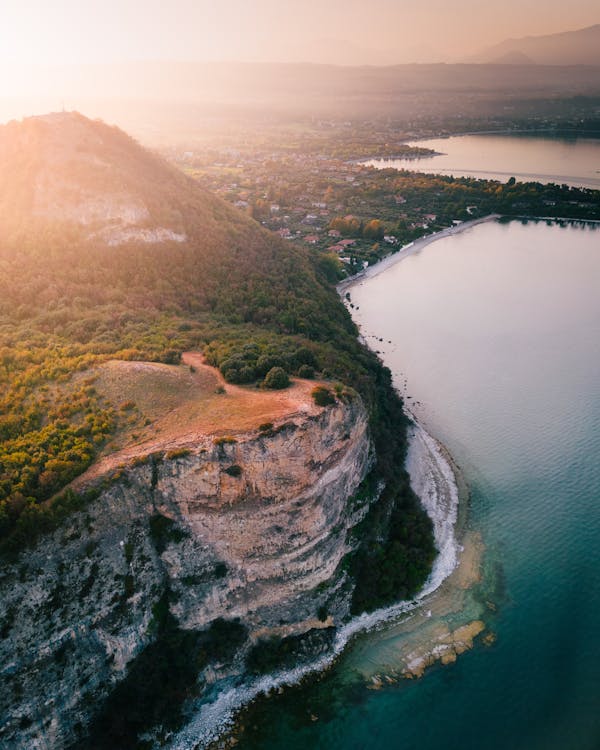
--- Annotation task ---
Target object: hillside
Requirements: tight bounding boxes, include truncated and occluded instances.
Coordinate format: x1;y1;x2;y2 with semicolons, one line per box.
0;111;367;538
0;113;434;747
471;24;600;66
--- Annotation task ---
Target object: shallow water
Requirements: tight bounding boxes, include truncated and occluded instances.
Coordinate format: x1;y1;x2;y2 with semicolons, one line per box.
364;134;600;189
234;219;600;750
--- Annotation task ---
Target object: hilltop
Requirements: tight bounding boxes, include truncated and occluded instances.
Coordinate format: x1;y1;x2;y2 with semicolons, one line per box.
0;110;250;246
0;111;351;338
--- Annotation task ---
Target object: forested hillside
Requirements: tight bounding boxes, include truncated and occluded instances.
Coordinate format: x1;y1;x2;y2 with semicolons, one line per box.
0;113;433;608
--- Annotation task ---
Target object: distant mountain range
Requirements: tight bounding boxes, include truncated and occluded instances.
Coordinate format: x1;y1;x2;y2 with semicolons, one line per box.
470;24;600;65
1;52;599;141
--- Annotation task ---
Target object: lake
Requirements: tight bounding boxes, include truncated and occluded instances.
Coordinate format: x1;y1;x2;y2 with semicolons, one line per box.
233;219;600;750
364;134;600;190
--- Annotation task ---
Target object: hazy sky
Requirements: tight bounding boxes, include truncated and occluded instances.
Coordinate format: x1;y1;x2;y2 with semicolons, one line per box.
0;0;598;66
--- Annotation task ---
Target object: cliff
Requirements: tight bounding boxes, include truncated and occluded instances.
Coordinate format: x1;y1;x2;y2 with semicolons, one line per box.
0;392;372;748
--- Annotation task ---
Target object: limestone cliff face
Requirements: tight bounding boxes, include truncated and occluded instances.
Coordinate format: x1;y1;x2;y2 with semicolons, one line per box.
0;397;372;749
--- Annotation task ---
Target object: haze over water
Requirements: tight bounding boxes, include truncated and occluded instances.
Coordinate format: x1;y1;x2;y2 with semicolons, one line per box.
365;134;600;189
237;219;600;749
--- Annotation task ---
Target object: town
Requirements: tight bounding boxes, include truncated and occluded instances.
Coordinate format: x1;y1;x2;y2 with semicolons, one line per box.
163;116;600;278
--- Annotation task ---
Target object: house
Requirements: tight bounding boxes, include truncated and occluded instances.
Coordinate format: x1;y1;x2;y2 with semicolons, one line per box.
304;235;320;244
394;195;407;204
328;229;341;238
339;239;356;247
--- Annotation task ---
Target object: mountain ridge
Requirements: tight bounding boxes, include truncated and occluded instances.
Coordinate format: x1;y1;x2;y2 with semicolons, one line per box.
470;23;600;65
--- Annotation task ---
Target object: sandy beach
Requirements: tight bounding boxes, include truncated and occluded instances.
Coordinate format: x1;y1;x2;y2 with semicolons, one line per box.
334;214;495;683
337;214;500;294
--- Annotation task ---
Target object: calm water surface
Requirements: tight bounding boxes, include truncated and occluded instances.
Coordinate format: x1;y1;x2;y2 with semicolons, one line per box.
364;134;600;189
237;220;600;750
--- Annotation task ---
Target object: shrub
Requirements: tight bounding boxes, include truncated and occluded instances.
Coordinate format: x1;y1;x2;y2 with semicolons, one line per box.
165;448;191;460
148;514;187;554
213;436;237;446
238;365;257;383
297;364;315;379
158;350;181;365
214;562;228;578
246;629;335;675
224;464;242;477
311;386;336;407
263;366;289;390
255;354;285;377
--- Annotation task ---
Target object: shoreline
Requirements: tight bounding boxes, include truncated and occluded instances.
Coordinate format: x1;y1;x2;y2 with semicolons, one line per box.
401;128;600;143
170;229;478;749
337;214;500;294
346;418;485;686
338;213;599;298
168;418;464;750
347;149;443;165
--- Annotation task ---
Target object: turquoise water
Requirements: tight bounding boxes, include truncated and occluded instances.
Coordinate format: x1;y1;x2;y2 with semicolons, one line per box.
235;220;600;750
364;134;600;189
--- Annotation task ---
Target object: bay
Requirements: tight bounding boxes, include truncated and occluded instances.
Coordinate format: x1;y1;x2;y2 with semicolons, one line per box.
364;134;600;189
237;219;600;750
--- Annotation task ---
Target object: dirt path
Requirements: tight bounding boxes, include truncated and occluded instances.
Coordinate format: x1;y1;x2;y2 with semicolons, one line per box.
73;352;323;487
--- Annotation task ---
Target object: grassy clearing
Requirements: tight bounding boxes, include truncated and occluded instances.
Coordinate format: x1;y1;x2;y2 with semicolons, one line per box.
78;353;324;463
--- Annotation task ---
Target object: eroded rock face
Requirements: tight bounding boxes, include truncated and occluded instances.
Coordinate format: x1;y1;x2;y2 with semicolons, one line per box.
0;397;372;749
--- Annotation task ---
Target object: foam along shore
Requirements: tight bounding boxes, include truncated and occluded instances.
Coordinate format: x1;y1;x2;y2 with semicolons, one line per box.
167;419;463;750
169;226;475;747
342;421;486;686
337;214;501;294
